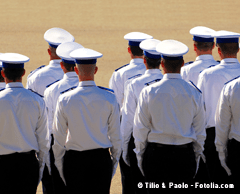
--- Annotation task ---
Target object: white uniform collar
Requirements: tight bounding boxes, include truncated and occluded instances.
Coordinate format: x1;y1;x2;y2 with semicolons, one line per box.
6;82;24;88
163;73;182;80
221;58;239;64
63;72;78;79
49;59;62;66
145;69;162;75
130;58;144;64
196;54;214;61
78;80;96;87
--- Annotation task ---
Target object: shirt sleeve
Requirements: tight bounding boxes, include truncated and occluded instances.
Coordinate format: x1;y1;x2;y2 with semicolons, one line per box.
52;98;68;184
215;86;231;153
111;72;124;109
133;89;151;175
107;96;122;177
121;82;137;165
44;88;54;137
35;99;50;183
192;93;206;159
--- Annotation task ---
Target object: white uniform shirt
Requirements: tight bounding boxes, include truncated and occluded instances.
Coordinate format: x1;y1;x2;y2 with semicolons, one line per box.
26;59;64;96
0;82;50;182
0;82;6;90
109;58;146;108
215;77;240;175
197;58;240;128
181;54;219;85
53;81;122;183
121;69;163;165
44;72;79;136
133;74;206;174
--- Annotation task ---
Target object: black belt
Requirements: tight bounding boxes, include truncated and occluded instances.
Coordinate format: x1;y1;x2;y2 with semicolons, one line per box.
148;142;193;149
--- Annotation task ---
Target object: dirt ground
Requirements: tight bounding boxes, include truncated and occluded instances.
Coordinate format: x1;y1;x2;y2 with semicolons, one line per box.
0;0;239;193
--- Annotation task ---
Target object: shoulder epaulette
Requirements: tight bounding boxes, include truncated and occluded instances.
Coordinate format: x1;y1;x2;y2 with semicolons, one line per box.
199;65;216;74
145;79;161;86
224;75;240;85
98;86;114;93
184;61;194;66
0;88;5;92
46;79;61;88
216;60;221;63
115;64;129;72
128;74;142;80
30;65;45;74
60;86;77;95
28;89;44;98
189;81;202;93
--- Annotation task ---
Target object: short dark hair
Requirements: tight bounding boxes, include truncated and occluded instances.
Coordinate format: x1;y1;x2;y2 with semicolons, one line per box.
217;42;239;56
3;68;24;82
194;41;214;51
62;61;75;71
129;45;143;56
145;56;161;69
162;58;183;73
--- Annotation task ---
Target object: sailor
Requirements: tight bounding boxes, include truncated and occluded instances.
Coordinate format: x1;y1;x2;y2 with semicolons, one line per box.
109;32;152;194
197;30;240;184
44;42;83;194
26;27;75;96
121;38;163;194
0;53;50;194
133;40;206;194
181;26;219;85
53;48;122;194
215;76;240;192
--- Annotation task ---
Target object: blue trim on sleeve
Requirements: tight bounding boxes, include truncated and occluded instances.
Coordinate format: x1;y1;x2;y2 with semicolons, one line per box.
128;74;142;80
60;86;77;94
224;75;240;85
115;64;129;72
98;86;114;93
46;79;61;88
145;79;161;86
28;89;44;97
189;81;202;93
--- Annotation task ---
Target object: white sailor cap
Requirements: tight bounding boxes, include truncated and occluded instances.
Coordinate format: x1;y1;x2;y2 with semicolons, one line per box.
44;28;75;49
56;42;84;65
0;53;29;68
190;26;215;42
124;32;153;46
214;30;240;44
140;39;162;59
156;40;189;60
70;48;103;64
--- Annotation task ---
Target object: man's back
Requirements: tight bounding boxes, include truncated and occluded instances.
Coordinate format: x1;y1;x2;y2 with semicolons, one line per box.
27;59;64;96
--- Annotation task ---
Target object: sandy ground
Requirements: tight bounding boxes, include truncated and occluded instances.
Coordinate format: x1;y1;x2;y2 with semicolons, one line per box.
0;0;240;193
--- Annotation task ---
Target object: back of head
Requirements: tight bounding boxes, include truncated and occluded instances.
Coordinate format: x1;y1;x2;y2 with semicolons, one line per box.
194;41;214;52
217;42;239;56
162;58;184;73
129;45;143;57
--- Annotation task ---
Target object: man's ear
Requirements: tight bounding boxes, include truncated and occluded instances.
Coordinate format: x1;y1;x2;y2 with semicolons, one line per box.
47;48;51;56
1;70;5;78
128;47;131;54
181;60;184;67
74;66;79;75
60;62;64;70
94;66;98;75
22;69;26;77
193;43;197;52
